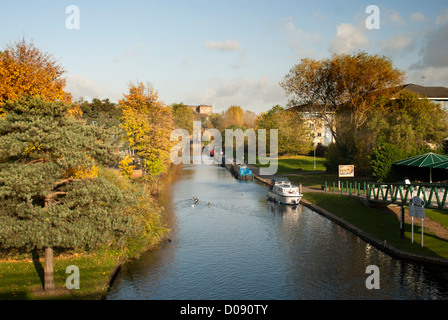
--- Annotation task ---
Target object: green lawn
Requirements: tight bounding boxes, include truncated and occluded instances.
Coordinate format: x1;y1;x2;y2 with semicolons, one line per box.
0;248;121;300
303;192;448;260
255;155;326;175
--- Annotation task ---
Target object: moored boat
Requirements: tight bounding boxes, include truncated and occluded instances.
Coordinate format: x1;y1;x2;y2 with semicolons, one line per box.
231;163;254;180
267;177;302;205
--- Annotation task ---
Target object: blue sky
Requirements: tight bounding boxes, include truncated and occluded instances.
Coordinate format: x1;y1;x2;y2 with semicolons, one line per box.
1;0;448;113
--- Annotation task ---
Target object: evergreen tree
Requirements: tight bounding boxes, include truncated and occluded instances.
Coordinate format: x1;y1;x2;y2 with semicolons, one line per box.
0;97;138;291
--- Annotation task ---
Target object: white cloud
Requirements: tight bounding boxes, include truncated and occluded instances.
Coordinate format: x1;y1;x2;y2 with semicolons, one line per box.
285;21;315;56
329;23;370;54
385;9;406;26
410;12;428;23
382;33;414;55
436;7;448;24
204;39;241;51
65;74;121;102
184;76;287;113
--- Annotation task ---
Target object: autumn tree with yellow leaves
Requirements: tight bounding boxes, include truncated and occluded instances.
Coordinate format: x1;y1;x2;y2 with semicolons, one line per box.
0;39;71;114
119;82;175;177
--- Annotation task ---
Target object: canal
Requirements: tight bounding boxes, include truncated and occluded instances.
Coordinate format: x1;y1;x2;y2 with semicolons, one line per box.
106;164;448;300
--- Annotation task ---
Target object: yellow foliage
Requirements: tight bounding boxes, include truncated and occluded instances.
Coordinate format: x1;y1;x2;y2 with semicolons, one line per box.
119;81;176;175
24;143;43;156
0;39;72;110
65;165;100;179
119;156;135;179
67;104;83;119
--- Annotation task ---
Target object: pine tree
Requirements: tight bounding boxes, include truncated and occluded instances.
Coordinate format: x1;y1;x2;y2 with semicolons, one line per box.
0;97;138;291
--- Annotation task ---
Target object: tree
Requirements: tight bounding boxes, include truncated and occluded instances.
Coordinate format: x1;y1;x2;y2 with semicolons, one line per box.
0;97;137;291
208;113;225;131
367;91;448;152
171;102;197;134
255;105;312;155
280;51;405;144
223;105;244;128
0;39;71;114
79;98;123;129
119;82;175;176
367;91;448;181
243;110;257;128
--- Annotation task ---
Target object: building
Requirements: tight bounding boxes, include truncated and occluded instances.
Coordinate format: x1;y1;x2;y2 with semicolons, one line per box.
288;105;335;147
301;112;335;147
187;105;213;116
397;83;448;110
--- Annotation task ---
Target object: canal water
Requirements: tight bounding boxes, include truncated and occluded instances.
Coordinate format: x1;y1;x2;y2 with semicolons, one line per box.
106;164;448;300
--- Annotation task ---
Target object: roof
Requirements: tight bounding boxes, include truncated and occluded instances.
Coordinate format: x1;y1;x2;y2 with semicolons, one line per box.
399;84;448;99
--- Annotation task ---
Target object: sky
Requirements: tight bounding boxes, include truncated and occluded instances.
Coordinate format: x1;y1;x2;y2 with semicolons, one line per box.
1;0;448;114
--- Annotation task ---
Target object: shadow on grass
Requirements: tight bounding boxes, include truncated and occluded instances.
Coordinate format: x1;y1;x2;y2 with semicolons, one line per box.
303;192;448;262
32;248;44;289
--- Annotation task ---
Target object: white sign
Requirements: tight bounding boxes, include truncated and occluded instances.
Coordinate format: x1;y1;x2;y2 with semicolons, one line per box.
408;196;425;247
409;196;425;219
338;165;354;178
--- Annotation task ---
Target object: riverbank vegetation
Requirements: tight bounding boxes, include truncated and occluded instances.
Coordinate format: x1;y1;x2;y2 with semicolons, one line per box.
281;51;448;181
0;39;171;299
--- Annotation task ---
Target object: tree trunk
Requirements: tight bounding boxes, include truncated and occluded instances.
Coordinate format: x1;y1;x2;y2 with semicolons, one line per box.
44;247;55;291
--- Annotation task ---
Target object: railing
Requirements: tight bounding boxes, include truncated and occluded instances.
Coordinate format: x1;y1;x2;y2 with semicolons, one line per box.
366;183;448;210
323;181;368;197
323;181;448;210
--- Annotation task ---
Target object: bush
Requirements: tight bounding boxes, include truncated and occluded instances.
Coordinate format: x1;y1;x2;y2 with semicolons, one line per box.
370;142;406;182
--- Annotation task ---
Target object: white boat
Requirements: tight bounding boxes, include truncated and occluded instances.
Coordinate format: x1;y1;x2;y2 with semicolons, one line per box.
267;177;302;205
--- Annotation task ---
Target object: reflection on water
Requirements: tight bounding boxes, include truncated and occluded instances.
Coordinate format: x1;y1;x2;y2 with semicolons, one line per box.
107;164;448;300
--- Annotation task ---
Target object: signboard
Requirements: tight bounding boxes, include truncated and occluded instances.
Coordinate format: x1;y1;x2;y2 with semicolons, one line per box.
409;196;425;219
338;165;354;178
408;196;425;247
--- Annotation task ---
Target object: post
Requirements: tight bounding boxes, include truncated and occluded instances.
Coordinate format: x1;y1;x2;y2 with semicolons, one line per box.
333;182;335;194
400;206;405;240
421;219;424;247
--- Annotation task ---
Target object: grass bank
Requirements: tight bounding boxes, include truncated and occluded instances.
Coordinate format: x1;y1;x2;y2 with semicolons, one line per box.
0;248;121;300
0;168;173;300
254;155;326;174
302;192;448;260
